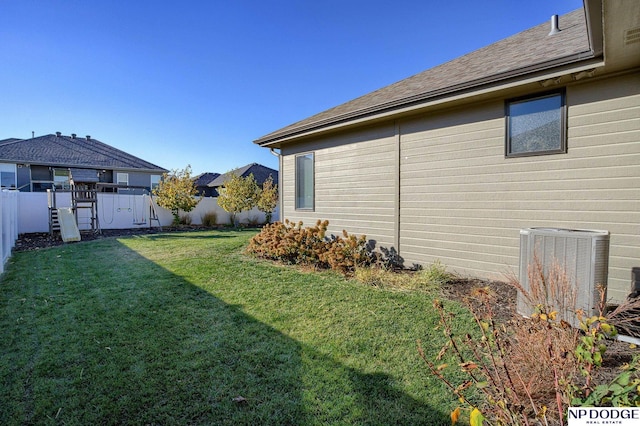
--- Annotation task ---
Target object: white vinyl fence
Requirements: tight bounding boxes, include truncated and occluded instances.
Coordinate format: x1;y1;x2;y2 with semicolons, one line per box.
17;193;279;234
1;190;19;273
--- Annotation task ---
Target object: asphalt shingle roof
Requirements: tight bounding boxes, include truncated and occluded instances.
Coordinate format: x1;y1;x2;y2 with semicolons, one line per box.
255;8;591;146
207;163;278;188
0;134;167;172
0;138;22;144
193;172;221;187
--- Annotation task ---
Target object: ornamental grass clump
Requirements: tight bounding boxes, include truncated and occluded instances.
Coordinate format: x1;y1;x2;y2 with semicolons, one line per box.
201;211;218;227
246;219;373;274
354;260;454;292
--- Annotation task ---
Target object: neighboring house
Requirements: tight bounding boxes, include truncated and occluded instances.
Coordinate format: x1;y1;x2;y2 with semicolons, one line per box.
255;0;640;303
193;172;221;197
0;132;167;193
194;163;278;197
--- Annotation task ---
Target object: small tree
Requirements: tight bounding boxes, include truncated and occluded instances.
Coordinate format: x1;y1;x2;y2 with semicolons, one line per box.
257;175;278;223
152;165;200;225
217;172;259;227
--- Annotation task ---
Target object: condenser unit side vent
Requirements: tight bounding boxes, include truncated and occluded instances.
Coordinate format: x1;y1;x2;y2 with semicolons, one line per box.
517;228;610;328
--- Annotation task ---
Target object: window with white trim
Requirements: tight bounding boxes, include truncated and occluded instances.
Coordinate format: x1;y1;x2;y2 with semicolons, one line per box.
117;172;129;193
150;175;161;191
295;153;314;210
506;90;566;157
117;173;129;186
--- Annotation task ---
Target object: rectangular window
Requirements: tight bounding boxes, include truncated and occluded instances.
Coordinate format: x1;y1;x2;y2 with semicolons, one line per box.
0;164;16;189
54;169;70;190
150;175;161;191
117;172;129;186
117;172;129;193
506;91;566;157
295;153;314;210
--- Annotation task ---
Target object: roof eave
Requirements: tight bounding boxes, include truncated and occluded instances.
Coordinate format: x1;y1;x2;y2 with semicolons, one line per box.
255;52;603;148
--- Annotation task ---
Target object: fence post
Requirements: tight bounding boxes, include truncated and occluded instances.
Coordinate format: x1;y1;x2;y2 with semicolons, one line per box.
0;191;4;274
1;190;19;274
10;190;18;247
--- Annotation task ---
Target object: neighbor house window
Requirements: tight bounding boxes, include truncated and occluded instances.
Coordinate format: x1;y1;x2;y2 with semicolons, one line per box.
0;164;16;189
117;173;129;186
150;175;161;191
295;153;314;210
506;90;566;157
53;169;70;190
117;172;129;193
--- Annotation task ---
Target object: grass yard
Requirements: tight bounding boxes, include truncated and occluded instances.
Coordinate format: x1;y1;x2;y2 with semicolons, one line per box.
0;230;472;425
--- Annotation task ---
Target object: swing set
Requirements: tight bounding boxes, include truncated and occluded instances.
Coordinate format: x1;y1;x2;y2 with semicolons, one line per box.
99;184;162;229
48;183;162;236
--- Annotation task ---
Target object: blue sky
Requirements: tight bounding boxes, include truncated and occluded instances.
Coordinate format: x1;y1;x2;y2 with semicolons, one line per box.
1;0;583;175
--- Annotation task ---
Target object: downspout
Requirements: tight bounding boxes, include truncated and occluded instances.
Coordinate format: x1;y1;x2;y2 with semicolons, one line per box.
393;122;401;254
269;148;283;223
583;0;604;58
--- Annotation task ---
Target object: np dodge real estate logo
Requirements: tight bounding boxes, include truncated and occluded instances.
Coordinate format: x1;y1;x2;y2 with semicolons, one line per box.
568;407;640;425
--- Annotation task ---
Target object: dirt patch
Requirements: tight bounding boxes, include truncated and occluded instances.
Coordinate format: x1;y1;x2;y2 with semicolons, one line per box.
13;227;206;252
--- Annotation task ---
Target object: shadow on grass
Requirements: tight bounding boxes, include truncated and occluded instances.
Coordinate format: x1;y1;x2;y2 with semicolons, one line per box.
138;230;239;241
0;240;451;425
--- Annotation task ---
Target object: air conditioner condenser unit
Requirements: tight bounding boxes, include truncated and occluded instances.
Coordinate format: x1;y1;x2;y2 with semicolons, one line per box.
518;228;610;328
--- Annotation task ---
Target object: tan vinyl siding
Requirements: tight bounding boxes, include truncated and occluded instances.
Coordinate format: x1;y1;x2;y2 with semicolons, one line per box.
281;124;398;250
398;73;640;303
277;74;638;303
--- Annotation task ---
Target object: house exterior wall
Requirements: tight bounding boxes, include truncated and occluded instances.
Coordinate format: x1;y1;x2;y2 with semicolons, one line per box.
566;73;640;301
399;72;639;303
3;165;163;193
126;172;150;188
398;102;508;276
278;72;639;303
112;171;163;194
281;123;398;251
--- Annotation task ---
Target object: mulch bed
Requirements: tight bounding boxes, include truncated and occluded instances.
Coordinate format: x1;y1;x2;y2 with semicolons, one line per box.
13;227;202;252
440;277;638;386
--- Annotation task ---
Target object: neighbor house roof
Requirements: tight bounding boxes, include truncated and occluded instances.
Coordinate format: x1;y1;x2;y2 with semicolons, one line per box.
0;133;167;172
255;7;597;147
207;163;278;188
192;172;221;187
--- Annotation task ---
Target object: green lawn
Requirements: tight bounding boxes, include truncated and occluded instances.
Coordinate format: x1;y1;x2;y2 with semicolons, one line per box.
0;230;472;425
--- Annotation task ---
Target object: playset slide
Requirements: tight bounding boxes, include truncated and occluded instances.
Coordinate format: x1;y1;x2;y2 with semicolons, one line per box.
57;207;81;242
